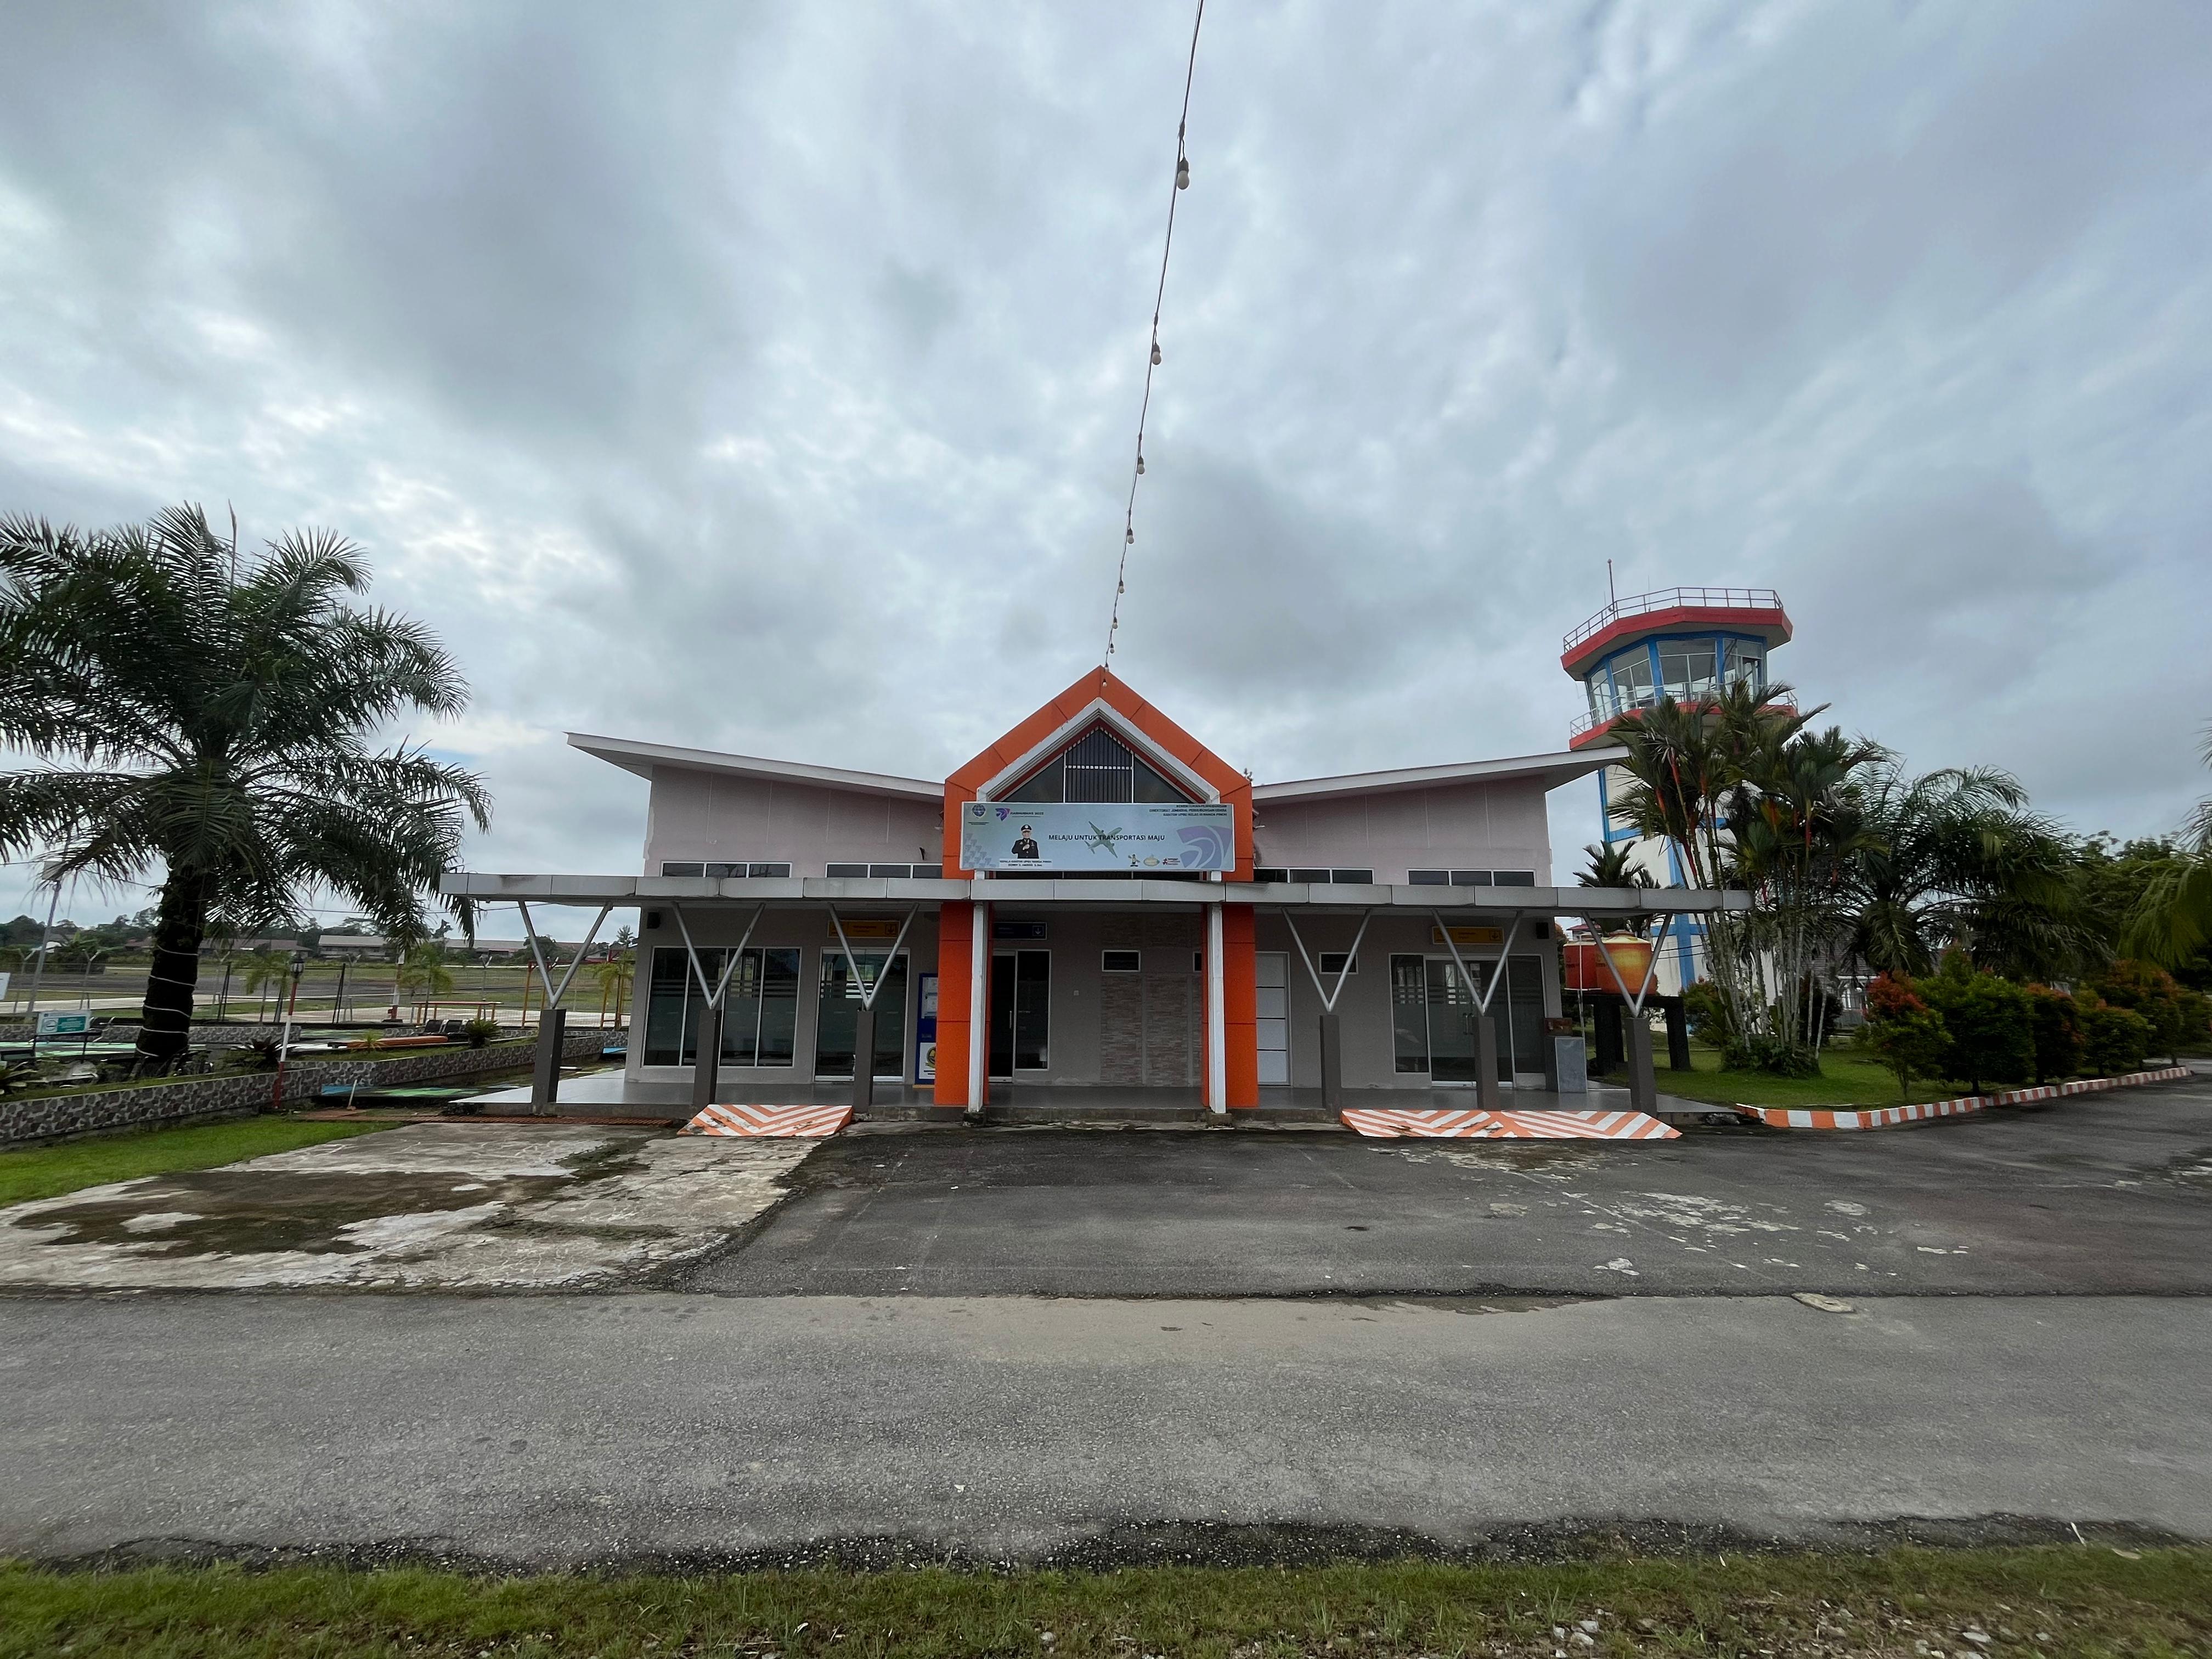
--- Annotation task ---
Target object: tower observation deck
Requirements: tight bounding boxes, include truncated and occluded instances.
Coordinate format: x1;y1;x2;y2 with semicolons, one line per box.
1563;587;1793;748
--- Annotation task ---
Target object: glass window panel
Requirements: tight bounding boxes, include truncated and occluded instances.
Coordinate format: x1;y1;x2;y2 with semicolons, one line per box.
660;862;704;877
826;862;867;878
1330;868;1374;885
867;864;910;878
1003;755;1064;802
1102;950;1141;973
1659;642;1717;701
1132;757;1187;802
1064;726;1136;803
1450;870;1493;886
1506;954;1546;1077
1251;867;1289;883
1408;868;1449;885
755;948;799;1066
1609;649;1654;709
748;863;791;878
1391;955;1430;1074
1493;871;1537;887
1724;640;1764;690
644;947;692;1065
1319;952;1358;976
1289;867;1331;883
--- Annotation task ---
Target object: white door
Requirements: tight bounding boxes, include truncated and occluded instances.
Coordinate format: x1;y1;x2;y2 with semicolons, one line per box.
1256;951;1290;1086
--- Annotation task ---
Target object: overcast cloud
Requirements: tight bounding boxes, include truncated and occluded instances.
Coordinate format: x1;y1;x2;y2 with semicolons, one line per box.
3;0;2209;918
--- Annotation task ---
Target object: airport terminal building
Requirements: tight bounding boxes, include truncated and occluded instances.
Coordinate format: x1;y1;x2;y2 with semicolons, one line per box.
452;668;1667;1111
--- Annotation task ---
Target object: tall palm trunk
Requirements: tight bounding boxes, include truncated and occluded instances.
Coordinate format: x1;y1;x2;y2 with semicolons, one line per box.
137;866;215;1063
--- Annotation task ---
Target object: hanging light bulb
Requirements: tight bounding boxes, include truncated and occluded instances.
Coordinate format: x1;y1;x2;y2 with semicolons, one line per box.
1126;527;1135;544
1136;452;1146;475
1176;155;1190;190
1151;340;1163;366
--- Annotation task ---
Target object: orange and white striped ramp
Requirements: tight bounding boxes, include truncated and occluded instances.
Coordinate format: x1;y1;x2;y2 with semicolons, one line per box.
679;1103;854;1138
1340;1107;1678;1141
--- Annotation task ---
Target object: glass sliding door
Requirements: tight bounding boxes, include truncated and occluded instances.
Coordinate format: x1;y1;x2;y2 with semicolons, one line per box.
1387;953;1549;1083
814;951;909;1080
989;950;1050;1077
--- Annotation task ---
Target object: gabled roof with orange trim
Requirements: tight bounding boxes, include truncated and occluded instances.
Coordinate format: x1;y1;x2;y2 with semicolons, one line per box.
944;667;1250;803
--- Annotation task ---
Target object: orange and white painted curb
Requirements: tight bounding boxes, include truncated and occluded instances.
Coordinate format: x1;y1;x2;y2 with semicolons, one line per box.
1731;1066;2193;1131
679;1103;854;1138
1341;1107;1678;1141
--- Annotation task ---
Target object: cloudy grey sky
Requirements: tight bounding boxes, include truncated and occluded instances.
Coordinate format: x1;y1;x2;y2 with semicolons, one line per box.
3;0;2209;917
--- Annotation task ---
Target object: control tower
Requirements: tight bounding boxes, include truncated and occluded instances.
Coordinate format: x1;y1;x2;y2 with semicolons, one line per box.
1560;586;1793;991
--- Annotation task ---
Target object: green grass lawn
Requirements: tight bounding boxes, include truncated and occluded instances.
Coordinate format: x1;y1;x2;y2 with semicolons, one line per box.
0;1114;391;1207
1637;1043;1957;1110
2;1547;2205;1658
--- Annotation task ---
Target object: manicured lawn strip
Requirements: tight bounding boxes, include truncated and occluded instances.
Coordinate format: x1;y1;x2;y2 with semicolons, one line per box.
2;1547;2207;1658
1645;1045;1953;1109
0;1116;392;1207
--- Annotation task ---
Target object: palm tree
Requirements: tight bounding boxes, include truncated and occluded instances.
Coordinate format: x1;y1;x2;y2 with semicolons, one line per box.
1577;842;1654;936
1841;765;2088;979
0;506;489;1064
237;950;290;1024
396;941;455;1022
2127;726;2212;967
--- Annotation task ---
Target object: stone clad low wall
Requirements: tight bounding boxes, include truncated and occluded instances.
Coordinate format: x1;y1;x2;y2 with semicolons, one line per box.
0;1026;618;1147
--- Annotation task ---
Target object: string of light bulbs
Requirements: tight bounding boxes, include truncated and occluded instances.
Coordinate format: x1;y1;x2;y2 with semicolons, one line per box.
1103;0;1205;667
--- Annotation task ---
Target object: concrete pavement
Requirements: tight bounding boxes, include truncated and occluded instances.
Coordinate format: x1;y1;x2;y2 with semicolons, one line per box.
3;1291;2207;1567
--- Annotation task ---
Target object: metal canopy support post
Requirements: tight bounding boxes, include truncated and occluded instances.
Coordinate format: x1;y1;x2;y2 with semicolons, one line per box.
966;900;990;1119
827;904;918;1114
1587;913;1673;1116
1283;909;1373;1115
517;900;612;1113
671;903;765;1114
1432;911;1522;1113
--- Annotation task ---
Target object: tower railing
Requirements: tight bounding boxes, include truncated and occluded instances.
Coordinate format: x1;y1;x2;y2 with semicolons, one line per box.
1562;587;1784;656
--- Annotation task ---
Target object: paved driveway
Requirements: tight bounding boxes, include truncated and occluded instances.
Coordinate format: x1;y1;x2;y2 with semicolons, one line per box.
690;1083;2212;1297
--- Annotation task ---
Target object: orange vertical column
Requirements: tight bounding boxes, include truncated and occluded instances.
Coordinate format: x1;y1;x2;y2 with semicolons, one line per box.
933;901;974;1108
1221;902;1259;1108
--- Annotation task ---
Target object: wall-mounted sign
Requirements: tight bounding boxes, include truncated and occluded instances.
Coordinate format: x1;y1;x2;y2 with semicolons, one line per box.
992;921;1048;941
1429;925;1505;947
829;918;905;941
961;800;1234;873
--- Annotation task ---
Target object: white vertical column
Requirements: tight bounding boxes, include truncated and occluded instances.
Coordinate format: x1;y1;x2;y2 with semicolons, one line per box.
1205;900;1227;1116
966;898;990;1114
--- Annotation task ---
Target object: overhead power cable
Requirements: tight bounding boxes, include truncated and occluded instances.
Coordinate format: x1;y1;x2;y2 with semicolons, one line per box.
1103;0;1205;668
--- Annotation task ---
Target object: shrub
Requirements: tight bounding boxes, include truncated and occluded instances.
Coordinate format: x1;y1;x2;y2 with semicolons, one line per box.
1920;950;2033;1092
461;1018;501;1049
1680;980;1730;1046
2079;1000;2153;1076
2024;984;2085;1084
1858;972;1950;1101
2082;959;2205;1062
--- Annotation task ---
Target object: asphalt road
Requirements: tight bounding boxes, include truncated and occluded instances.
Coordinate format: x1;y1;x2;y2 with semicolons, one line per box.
689;1082;2212;1297
5;1079;2208;1568
4;1291;2208;1567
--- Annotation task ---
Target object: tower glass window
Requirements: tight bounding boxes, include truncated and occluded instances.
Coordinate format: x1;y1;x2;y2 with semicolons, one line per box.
1608;648;1655;711
1658;642;1718;702
1724;640;1765;691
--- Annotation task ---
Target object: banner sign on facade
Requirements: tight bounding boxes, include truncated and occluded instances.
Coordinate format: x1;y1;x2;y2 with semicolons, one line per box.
960;800;1234;873
1429;925;1505;947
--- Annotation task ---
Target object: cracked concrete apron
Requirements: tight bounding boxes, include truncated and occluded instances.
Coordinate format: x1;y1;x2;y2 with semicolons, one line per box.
0;1124;814;1291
